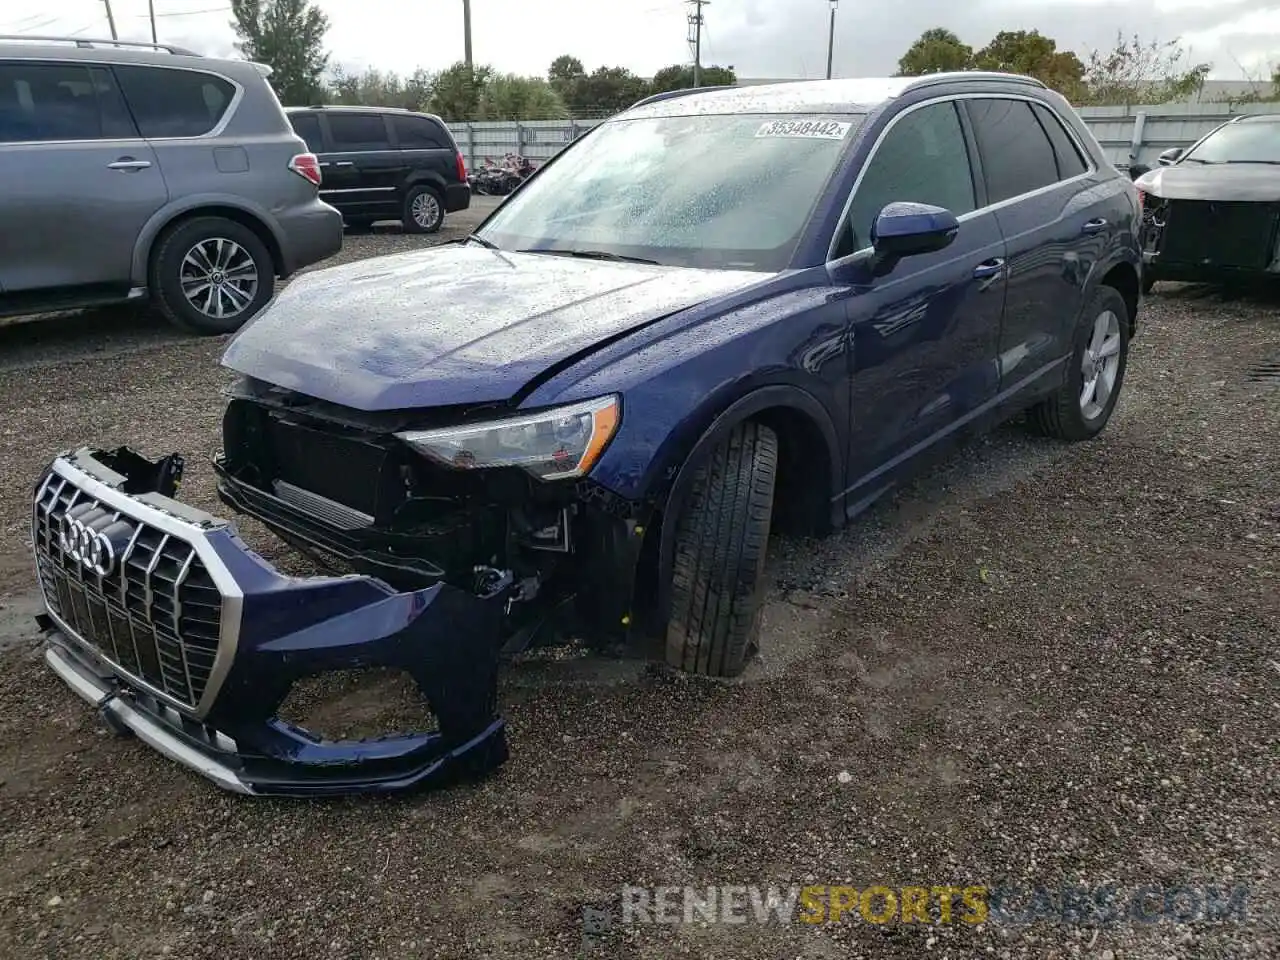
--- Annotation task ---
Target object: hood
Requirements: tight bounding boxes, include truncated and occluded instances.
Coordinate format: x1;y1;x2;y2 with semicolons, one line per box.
222;245;768;411
1134;163;1280;202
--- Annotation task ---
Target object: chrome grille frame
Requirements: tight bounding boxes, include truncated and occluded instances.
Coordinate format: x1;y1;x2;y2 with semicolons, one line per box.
32;455;243;719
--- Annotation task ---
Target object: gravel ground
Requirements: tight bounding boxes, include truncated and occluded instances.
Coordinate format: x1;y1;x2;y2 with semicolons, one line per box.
0;262;1276;959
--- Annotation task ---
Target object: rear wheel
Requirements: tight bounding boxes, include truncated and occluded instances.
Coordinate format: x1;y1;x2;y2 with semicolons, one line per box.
150;216;275;335
1028;285;1130;441
665;422;778;678
404;185;444;234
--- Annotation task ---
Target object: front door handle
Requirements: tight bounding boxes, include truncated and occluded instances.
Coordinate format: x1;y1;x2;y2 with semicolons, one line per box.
1082;218;1108;235
973;257;1005;292
107;158;151;171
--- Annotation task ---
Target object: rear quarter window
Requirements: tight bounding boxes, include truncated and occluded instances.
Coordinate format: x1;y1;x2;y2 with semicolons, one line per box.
392;115;447;149
113;64;235;138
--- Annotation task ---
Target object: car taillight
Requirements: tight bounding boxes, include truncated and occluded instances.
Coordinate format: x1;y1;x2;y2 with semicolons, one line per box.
456;151;467;181
289;152;322;187
1136;189;1144;210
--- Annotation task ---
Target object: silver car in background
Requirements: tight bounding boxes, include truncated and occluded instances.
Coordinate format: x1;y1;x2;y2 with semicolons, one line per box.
0;35;343;334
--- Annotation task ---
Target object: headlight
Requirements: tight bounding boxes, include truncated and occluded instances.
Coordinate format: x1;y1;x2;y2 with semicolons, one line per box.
395;395;620;481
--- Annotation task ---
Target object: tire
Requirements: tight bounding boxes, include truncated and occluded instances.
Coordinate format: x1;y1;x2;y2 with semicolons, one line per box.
404;185;444;234
665;422;778;678
150;216;275;335
1028;285;1130;441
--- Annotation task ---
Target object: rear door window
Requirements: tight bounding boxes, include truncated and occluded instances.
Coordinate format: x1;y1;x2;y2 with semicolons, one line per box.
392;115;446;149
326;113;391;151
966;98;1059;204
289;112;324;152
1031;103;1089;180
113;65;235;138
0;60;137;142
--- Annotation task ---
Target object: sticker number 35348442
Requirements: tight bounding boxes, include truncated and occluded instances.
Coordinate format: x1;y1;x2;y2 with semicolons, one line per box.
755;118;852;140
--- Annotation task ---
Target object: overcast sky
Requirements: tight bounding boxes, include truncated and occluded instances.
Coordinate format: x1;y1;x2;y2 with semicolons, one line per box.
5;0;1279;83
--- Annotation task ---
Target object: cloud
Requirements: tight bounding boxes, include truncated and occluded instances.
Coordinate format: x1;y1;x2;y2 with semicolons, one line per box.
8;0;1278;82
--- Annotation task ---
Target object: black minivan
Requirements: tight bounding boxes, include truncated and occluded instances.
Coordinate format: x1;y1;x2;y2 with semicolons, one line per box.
286;106;470;233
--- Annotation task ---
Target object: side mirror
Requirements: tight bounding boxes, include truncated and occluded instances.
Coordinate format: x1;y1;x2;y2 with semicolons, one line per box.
1157;147;1183;166
871;202;959;259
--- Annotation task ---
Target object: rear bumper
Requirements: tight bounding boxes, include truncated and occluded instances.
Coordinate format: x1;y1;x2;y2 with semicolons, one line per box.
275;199;344;276
31;447;508;797
444;181;471;213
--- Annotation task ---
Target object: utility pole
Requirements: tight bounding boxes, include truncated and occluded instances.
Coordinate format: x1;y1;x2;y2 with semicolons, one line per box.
102;0;119;40
148;0;157;43
462;0;473;69
826;0;838;80
687;0;708;88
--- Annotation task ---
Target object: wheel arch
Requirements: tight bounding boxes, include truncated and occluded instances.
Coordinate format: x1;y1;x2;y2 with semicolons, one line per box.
134;199;287;286
637;385;843;630
1098;259;1140;337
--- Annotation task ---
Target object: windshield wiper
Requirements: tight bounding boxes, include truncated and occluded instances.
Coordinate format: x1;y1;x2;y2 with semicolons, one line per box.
1223;159;1280;165
516;247;660;265
465;234;500;249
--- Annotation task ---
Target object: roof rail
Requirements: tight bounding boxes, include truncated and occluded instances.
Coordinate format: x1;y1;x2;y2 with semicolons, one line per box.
628;86;718;109
0;34;200;56
903;71;1047;93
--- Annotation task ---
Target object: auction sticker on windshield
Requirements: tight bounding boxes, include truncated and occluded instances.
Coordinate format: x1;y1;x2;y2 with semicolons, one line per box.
755;118;851;140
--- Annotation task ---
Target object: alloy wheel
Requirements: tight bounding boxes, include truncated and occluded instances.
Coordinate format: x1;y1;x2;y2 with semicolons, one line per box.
1079;308;1122;420
179;238;259;321
411;192;441;229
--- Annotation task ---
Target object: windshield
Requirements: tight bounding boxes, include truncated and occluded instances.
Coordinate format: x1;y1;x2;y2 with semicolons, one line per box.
1182;121;1280;164
476;112;864;271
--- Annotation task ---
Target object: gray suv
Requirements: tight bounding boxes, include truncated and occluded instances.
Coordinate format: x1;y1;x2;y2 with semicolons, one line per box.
0;36;343;334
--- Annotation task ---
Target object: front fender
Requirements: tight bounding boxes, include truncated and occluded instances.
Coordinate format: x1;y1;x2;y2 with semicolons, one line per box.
651;384;843;624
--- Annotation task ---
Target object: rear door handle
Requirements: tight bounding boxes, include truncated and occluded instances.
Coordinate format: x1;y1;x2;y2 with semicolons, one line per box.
333;161;355;167
1082;218;1108;235
973;258;1005;279
107;158;151;171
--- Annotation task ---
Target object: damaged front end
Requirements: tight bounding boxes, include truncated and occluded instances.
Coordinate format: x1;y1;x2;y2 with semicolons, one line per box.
31;384;653;796
33;446;510;796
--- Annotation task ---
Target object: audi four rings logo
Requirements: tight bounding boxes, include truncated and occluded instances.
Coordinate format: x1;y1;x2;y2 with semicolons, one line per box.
59;512;131;576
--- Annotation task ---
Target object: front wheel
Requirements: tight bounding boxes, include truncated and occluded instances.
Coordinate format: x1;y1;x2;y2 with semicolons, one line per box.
665;422;778;678
1028;285;1130;441
404;185;444;234
150;217;275;335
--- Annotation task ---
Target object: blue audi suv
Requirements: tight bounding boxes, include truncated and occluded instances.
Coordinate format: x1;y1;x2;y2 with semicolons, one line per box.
32;72;1141;795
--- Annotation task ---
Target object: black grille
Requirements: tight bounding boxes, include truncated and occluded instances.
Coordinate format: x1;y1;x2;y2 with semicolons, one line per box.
33;472;224;710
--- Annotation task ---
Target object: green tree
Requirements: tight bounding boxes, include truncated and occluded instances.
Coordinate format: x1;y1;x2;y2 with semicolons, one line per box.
567;66;651;115
328;66;435;111
548;55;586;93
429;62;490;120
648;63;736;94
230;0;330;106
974;30;1086;99
1081;33;1210;106
480;74;568;120
897;28;973;76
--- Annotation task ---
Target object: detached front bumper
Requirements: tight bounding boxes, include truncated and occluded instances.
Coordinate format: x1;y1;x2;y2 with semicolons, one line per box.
31;447;508;797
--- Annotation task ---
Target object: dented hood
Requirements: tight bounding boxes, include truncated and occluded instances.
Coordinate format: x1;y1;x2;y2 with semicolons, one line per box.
222;244;767;411
1135;163;1280;202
